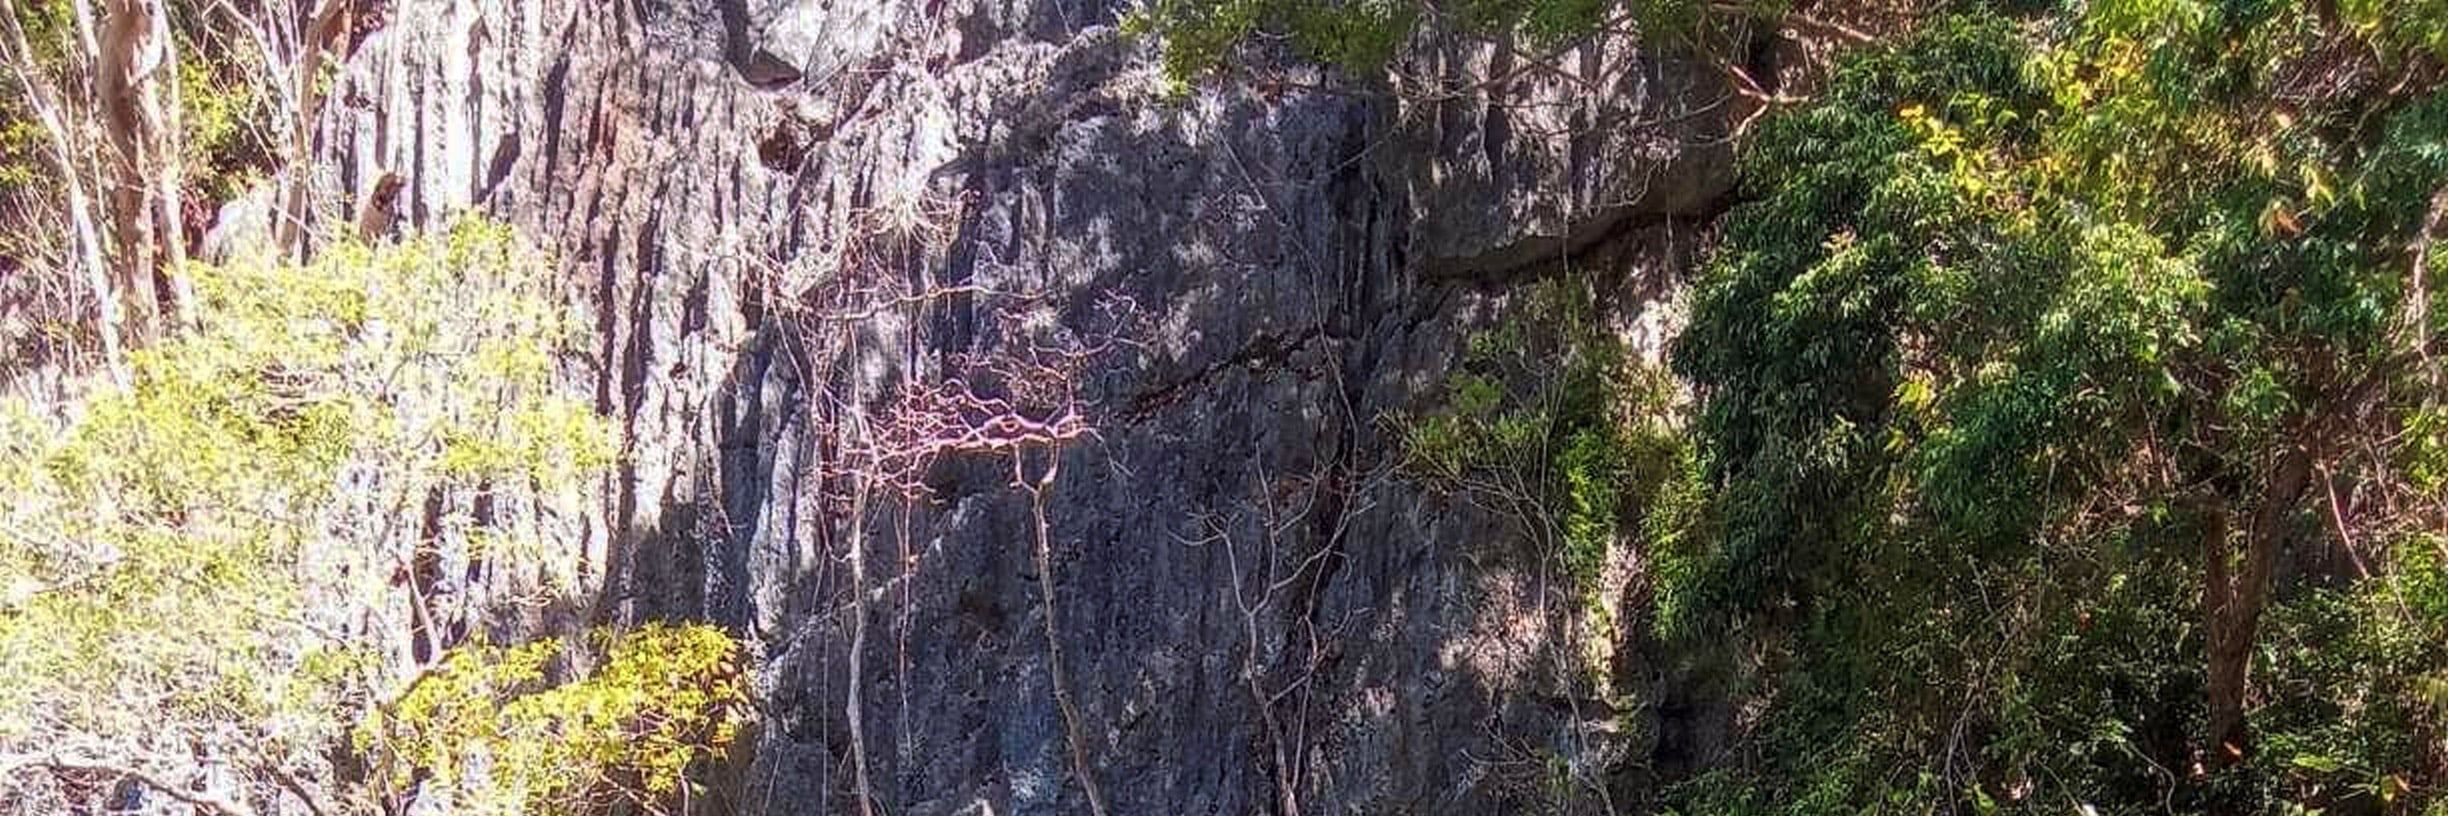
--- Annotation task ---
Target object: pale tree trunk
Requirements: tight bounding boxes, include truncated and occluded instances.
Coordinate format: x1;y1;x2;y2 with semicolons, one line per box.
1022;449;1110;816
90;0;192;333
845;487;877;816
150;0;188;327
0;0;125;383
275;0;352;257
93;0;170;342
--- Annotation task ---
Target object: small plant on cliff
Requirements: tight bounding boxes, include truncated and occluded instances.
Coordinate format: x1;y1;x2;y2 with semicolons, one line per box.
1396;278;1688;623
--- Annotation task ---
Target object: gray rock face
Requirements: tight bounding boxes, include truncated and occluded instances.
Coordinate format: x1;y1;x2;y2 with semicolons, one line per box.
316;0;1741;812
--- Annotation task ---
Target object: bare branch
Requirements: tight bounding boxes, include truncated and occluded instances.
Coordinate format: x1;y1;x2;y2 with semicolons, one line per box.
2;751;260;816
0;0;123;384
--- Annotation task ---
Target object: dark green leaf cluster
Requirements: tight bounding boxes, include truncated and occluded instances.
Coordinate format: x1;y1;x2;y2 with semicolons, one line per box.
1398;279;1687;622
1657;2;2448;812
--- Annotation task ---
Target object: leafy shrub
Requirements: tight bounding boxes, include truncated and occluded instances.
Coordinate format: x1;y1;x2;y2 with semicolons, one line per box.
0;217;622;812
1655;3;2448;813
1395;279;1694;662
1122;0;1769;83
356;623;749;816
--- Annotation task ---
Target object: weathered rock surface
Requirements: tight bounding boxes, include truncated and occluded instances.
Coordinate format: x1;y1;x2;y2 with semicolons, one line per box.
315;0;1742;812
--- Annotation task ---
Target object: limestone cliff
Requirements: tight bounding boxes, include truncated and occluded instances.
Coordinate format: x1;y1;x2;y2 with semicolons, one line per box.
311;1;1743;811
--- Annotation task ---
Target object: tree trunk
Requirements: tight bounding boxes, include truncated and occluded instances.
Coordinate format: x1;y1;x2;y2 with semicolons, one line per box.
2203;444;2315;763
275;0;353;257
149;0;189;328
2411;189;2444;398
95;0;170;341
0;0;125;382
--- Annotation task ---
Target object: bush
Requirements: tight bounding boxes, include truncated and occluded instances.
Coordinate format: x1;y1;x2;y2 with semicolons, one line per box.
357;622;749;816
0;218;631;814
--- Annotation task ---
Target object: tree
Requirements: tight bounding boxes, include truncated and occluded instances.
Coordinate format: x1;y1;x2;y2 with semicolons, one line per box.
0;0;196;342
93;0;189;330
0;0;120;379
1665;3;2446;808
266;0;362;257
756;185;1141;816
0;219;629;816
356;623;748;816
0;0;320;376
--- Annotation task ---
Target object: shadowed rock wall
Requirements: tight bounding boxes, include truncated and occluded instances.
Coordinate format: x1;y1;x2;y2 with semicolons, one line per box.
313;1;1742;811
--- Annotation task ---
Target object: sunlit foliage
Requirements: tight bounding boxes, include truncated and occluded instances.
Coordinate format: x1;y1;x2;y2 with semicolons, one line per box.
356;623;748;816
0;218;631;813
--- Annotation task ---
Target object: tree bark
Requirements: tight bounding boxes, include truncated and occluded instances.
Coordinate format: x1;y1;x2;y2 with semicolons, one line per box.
149;0;189;327
2203;444;2315;762
275;0;353;257
94;0;171;341
2410;188;2444;398
0;0;125;382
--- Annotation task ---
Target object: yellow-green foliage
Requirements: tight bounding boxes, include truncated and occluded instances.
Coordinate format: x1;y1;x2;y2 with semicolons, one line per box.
0;217;613;801
357;623;748;816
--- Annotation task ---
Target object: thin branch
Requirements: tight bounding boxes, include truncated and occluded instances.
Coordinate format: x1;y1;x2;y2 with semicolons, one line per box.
259;757;335;816
0;0;123;385
1;751;260;816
